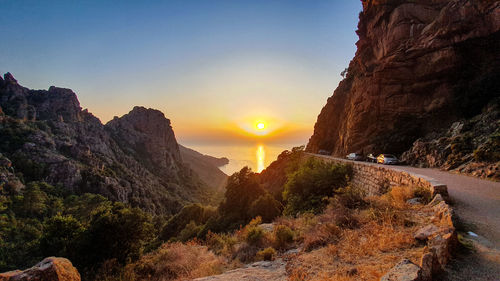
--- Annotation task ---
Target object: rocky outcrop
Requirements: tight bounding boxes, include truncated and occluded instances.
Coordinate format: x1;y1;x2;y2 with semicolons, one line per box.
307;0;500;156
401;99;500;180
106;107;182;178
0;73;217;215
0;257;80;281
380;259;423;281
381;193;456;281
193;259;287;281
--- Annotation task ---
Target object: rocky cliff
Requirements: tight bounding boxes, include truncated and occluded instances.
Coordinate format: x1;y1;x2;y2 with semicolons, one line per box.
307;0;500;156
401;98;499;180
0;73;216;215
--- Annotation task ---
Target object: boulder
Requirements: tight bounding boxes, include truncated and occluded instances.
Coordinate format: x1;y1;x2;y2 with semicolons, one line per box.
406;198;421;205
0;257;81;281
380;259;423;281
414;224;440;241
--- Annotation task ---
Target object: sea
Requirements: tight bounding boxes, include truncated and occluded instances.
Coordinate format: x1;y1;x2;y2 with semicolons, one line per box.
184;143;305;175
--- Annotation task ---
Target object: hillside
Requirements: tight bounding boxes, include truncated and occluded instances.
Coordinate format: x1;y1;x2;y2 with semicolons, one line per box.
179;145;229;190
306;0;500;159
0;73;219;215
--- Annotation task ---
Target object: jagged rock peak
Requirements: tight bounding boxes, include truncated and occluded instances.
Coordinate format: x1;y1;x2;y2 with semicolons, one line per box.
3;72;17;84
106;106;182;172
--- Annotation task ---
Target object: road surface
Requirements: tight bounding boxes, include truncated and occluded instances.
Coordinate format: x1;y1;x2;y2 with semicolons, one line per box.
395;166;500;247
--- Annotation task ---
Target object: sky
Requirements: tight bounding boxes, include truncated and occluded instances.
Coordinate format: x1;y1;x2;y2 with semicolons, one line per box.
0;0;362;145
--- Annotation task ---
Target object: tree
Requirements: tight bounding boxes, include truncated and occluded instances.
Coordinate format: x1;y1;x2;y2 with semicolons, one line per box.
40;215;85;258
249;193;281;222
75;203;154;272
218;167;265;226
22;183;48;218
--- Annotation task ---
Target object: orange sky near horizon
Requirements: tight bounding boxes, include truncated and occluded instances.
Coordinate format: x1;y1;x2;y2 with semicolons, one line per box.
84;56;336;145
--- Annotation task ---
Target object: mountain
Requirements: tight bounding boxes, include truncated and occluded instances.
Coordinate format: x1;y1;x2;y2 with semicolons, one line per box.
0;73;218;215
179;145;228;190
306;0;500;157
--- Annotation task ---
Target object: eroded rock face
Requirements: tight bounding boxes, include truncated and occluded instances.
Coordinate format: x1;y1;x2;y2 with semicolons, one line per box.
307;0;500;156
106;106;181;179
401;100;500;180
0;257;80;281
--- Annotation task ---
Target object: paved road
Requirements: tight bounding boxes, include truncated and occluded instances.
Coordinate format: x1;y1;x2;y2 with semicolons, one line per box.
395;166;500;248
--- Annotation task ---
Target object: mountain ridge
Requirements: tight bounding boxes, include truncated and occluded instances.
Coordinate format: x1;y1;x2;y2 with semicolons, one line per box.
0;73;221;215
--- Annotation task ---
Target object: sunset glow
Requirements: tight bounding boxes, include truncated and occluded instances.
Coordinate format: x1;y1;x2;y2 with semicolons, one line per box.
256;122;266;130
256;145;265;173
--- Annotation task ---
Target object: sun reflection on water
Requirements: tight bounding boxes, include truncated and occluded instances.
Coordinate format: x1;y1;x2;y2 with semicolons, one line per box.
256;145;265;172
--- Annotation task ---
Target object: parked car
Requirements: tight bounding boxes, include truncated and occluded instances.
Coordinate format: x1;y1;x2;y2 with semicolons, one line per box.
366;153;377;163
346;153;364;161
377;154;399;165
318;149;331;155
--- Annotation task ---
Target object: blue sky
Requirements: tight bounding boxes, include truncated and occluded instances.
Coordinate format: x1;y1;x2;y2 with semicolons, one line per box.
0;0;362;144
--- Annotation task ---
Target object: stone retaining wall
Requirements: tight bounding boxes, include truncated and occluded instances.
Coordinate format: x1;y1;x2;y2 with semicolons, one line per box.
307;154;448;197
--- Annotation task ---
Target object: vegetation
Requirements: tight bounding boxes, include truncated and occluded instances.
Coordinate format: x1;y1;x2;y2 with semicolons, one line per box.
0;145;436;281
283;158;352;216
0;182;155;279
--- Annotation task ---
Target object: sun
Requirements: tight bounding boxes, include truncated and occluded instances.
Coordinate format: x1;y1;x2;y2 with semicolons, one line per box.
256;122;266;130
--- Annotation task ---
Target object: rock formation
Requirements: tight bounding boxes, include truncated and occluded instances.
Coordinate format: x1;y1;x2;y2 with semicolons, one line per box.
401;99;499;180
0;257;80;281
0;73;218;215
307;0;500;157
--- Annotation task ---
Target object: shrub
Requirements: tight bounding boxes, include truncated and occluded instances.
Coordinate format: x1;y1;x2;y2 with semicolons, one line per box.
256;247;276;261
303;223;341;252
205;231;236;256
335;184;366;209
283;159;352;216
177;221;203;242
160;203;215;241
413;186;432;204
123;242;225;281
273;225;294;249
245;225;265;246
389;186;414;206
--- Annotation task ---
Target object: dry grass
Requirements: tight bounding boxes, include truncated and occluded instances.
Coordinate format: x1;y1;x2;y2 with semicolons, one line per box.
123;242;227;281
122;185;434;281
285;188;434;281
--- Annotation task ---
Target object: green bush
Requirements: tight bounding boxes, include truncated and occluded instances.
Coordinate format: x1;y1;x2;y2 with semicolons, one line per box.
273;225;294;249
249;193;281;223
159;203;214;241
245;225;265;246
40;215;85;258
177;220;203;242
256;247;276;261
283;159;352;216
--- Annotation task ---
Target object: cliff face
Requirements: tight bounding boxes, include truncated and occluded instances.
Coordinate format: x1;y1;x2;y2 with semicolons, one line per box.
307;0;500;156
106;106;182;179
0;73;216;215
